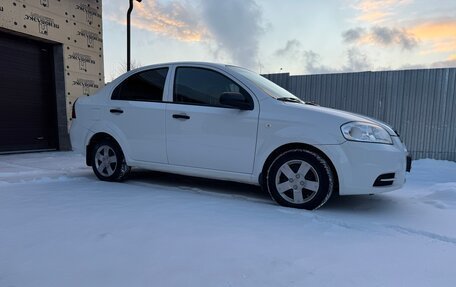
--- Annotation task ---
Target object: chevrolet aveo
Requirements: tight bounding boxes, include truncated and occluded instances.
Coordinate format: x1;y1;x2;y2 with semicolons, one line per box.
70;62;411;210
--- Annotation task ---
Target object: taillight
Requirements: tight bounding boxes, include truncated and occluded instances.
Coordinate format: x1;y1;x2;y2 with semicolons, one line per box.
72;98;78;119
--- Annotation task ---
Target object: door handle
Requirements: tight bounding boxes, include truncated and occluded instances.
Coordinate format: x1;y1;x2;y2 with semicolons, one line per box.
172;114;190;120
110;108;124;114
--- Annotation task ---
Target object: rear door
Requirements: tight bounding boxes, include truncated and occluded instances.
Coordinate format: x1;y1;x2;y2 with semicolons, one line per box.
165;66;259;174
108;67;169;163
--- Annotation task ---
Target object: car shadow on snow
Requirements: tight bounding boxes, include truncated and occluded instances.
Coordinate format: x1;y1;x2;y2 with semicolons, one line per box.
126;169;399;213
127;169;272;202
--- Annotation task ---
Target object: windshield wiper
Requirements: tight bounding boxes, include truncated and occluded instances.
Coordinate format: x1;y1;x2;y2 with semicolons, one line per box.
276;97;303;103
304;101;319;106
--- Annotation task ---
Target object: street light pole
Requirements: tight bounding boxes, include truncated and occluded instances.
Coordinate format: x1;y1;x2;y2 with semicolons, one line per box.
127;0;142;72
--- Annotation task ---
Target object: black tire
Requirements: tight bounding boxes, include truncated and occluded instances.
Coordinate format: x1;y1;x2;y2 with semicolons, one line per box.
91;139;131;182
266;149;333;210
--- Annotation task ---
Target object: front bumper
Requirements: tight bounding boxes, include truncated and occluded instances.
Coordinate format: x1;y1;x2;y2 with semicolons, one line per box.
406;154;412;172
317;136;408;195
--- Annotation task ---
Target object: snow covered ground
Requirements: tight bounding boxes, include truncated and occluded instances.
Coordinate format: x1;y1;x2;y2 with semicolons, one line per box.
1;151;456;287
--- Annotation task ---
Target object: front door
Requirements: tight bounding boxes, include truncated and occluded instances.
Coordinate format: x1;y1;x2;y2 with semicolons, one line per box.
165;66;259;174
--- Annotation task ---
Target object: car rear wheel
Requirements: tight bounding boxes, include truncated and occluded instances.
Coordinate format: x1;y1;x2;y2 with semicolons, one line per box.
92;140;130;182
266;149;333;210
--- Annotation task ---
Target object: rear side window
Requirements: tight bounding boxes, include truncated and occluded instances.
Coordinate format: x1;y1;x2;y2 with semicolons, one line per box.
173;67;252;107
112;68;168;101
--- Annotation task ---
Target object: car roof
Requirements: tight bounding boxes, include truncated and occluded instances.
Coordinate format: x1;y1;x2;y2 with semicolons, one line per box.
138;61;232;70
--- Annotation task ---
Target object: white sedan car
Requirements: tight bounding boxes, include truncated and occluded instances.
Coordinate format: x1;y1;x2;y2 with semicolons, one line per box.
70;62;411;210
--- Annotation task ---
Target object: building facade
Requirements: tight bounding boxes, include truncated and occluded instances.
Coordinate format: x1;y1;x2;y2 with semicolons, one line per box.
0;0;104;153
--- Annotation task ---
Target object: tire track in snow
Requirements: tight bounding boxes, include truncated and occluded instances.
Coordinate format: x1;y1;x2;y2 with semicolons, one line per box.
254;200;456;246
86;177;456;246
306;213;456;246
384;224;456;246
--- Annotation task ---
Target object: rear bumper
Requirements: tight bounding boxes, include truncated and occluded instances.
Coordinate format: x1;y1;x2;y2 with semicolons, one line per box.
317;136;408;195
69;119;92;155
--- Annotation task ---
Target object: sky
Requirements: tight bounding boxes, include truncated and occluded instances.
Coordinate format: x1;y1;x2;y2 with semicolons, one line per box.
102;0;456;80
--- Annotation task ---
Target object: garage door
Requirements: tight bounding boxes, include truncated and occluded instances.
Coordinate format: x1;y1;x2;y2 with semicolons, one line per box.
0;32;57;153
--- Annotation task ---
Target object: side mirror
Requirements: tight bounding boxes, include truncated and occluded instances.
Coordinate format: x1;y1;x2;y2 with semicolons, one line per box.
219;92;253;110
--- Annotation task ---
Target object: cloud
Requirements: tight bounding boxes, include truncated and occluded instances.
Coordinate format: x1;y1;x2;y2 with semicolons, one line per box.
343;19;456;56
106;0;206;42
349;1;455;65
274;39;302;57
409;19;456;54
345;48;372;71
303;48;372;74
400;63;425;70
401;53;456;70
343;26;418;50
274;39;372;74
357;12;391;23
370;26;418;50
302;50;330;74
409;19;456;39
401;59;456;70
352;0;413;23
430;59;456;68
342;27;366;43
105;0;265;69
200;0;264;69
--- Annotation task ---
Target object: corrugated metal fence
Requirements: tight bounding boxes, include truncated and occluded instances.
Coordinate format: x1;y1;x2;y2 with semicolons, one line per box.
263;68;456;161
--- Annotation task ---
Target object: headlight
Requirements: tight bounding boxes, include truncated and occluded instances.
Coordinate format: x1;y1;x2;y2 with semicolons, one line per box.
341;122;392;144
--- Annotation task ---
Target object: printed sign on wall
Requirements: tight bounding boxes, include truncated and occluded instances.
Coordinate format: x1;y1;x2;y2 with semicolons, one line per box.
75;3;101;25
40;0;49;8
24;12;60;35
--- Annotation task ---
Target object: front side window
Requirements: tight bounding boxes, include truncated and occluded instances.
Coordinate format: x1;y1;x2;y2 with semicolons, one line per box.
173;67;252;108
112;68;168;101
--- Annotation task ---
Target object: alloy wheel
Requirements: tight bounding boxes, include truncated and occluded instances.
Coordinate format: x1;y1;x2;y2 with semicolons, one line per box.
274;159;320;204
94;145;118;177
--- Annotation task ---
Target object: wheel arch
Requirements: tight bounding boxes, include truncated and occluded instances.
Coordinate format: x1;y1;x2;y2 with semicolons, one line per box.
85;132;123;166
259;143;339;195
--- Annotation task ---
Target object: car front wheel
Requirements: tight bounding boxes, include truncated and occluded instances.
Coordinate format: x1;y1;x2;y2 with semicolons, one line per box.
266;149;334;210
91;140;130;182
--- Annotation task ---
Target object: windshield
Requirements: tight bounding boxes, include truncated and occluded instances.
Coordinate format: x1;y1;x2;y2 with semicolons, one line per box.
228;66;301;101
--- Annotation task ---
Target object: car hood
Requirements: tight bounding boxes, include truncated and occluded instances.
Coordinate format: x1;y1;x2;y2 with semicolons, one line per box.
282;101;397;136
